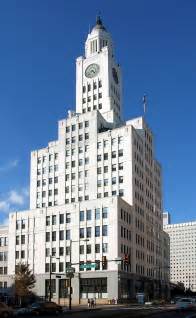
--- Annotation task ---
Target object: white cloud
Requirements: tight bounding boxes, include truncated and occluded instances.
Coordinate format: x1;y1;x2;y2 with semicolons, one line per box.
9;190;24;205
0;200;10;212
0;159;19;173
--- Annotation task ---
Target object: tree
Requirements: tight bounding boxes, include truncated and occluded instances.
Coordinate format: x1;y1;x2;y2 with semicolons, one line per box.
14;263;36;304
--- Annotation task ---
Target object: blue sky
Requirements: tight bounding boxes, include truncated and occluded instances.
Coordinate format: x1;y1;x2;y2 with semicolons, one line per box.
0;0;195;224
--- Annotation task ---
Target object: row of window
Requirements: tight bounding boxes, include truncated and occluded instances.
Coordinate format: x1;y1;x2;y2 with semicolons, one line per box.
97;163;123;173
37;153;58;164
82;93;102;104
97;150;123;161
46;214;71;226
66;133;89;145
0;281;7;288
82;81;102;93
37;177;58;187
97;176;123;187
97;189;124;198
37;165;58;175
45;242;108;258
66;145;89;156
97;137;123;149
79;225;108;238
66;121;89;133
79;208;108;221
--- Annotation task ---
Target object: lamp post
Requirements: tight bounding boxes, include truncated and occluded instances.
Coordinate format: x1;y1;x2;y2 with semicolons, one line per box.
68;239;89;310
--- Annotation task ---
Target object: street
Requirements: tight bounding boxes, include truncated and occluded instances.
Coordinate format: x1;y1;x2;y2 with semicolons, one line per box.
16;306;196;318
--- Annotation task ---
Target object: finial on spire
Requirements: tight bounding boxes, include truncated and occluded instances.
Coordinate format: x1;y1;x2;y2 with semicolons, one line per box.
96;12;102;26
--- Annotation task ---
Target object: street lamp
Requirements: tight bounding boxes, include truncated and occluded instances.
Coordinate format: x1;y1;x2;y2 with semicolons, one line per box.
49;255;60;301
68;238;89;310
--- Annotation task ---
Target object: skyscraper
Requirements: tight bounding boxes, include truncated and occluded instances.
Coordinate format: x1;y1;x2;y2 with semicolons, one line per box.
7;17;169;304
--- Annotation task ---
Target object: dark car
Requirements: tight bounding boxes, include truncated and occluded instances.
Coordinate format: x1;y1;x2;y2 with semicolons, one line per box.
0;302;13;317
29;302;62;315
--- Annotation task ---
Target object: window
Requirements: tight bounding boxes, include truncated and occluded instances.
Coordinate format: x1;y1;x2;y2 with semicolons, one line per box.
79;134;83;141
104;153;108;160
72;136;76;144
66;230;70;240
66;246;70;255
104;140;108;147
37;180;41;187
59;230;64;240
85;170;88;177
54;177;58;183
95;226;100;237
99;92;102;98
95;208;100;219
48;190;52;196
80;211;84;222
45;263;50;273
42;191;46;198
97;155;101;162
45;248;50;257
104;179;108;186
59;214;64;224
15;251;19;259
37;169;41;176
119;176;123;183
55;153;58;160
98;103;102;109
52;215;56;225
54;165;58;172
97;142;101;149
46;232;50;242
112;151;116;158
87;227;92;238
95;244;100;253
112;190;116;196
21;235;25;245
87;210;91;221
104;166;108;173
66;126;70;133
21;251;25;259
65;162;70;169
85;121;89;128
71;173;76;180
42;179;46;186
66;149;70;157
97;180;101;187
112;177;116;185
52;247;56;256
72;148;76;156
72;124;76;131
85;133;89;140
119;189;124;197
79;147;83;154
80;245;84;254
87;245;91;254
46;216;50;226
119;149;123;157
85;157;89;164
85;195;89;200
112;164;116;171
52;231;56;241
59;262;64;272
72;161;76;168
59;247;64;256
66;138;70;145
79;159;83;166
52;263;56;272
49;154;53;161
102;207;108;218
65;186;69;193
103;243;108;253
79;122;83;129
119;163;123;170
102;225;108;236
80;228;84;238
97;167;101;174
66;213;71;223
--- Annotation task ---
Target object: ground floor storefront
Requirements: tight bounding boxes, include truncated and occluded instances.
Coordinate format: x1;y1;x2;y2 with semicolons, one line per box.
33;271;170;305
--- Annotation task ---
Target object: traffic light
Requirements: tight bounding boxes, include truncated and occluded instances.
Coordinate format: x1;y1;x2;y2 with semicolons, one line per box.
123;254;129;265
102;256;107;269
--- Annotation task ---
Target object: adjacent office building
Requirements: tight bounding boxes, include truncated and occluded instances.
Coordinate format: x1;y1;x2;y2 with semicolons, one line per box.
164;221;196;291
2;17;170;304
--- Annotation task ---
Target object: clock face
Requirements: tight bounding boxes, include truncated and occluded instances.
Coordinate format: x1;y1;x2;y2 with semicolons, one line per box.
85;63;100;78
112;67;119;84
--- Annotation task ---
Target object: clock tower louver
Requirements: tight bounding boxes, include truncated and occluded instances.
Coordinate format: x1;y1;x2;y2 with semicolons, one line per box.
76;16;122;124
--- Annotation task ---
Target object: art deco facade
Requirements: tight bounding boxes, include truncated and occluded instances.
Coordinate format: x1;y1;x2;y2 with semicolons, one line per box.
2;17;169;304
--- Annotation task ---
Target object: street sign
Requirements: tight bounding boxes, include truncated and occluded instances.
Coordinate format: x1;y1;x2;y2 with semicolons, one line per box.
66;267;75;273
56;275;61;278
80;263;97;269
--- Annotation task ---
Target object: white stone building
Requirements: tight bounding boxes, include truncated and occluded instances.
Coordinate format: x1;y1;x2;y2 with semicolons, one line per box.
0;226;10;298
163;212;171;226
164;221;196;291
6;17;169;304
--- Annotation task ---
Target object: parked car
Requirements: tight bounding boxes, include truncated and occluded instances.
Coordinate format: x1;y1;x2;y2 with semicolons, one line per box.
14;308;32;316
176;298;194;310
0;302;13;317
28;302;63;315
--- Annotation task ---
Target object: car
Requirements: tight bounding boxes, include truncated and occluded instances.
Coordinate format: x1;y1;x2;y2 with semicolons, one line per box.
0;302;13;317
28;302;63;315
14;307;32;316
176;298;194;310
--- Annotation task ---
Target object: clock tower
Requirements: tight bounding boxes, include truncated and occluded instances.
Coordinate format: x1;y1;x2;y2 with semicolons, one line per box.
76;17;122;124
